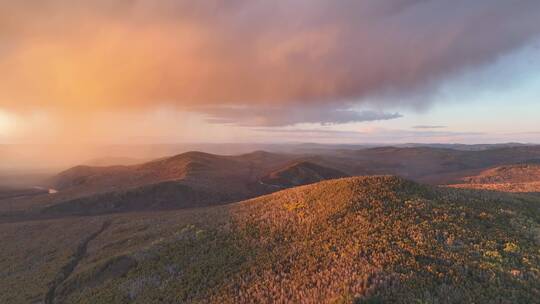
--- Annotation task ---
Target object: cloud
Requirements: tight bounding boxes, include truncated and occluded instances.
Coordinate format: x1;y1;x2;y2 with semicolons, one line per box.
255;128;487;143
202;106;402;126
412;125;447;129
253;128;363;141
0;0;539;126
256;129;362;136
255;127;485;143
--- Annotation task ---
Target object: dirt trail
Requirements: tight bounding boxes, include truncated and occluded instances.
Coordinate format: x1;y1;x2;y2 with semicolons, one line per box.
44;220;111;304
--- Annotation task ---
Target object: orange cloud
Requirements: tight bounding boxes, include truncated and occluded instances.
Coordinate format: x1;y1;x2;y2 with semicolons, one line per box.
0;0;539;126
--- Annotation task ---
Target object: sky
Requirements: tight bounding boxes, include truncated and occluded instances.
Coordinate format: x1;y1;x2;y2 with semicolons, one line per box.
1;0;540;147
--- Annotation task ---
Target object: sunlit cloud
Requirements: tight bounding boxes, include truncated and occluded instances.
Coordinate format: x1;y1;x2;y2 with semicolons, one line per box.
412;125;447;129
202;106;402;126
1;1;539;117
0;0;539;147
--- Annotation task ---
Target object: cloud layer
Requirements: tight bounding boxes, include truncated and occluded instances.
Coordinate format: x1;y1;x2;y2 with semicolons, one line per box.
254;127;486;143
203;106;402;126
413;125;447;129
1;0;539;126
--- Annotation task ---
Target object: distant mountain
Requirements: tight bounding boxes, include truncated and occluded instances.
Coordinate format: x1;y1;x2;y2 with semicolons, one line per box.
462;163;540;184
331;146;540;183
28;176;540;303
3;145;539;217
394;143;532;151
42;151;300;215
53;151;295;192
260;161;348;188
449;163;540;192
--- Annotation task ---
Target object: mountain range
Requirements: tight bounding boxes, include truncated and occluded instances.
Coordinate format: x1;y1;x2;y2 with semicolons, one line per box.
1;145;539;303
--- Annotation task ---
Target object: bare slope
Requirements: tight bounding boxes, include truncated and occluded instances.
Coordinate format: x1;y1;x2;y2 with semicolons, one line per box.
20;176;538;304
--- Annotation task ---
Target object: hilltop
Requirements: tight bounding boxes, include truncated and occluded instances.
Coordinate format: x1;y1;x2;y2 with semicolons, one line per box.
461;163;540;184
48;146;540;195
33;152;349;216
8;176;536;303
23;151;294;216
4;146;540;218
295;146;540;185
449;163;540;192
260;161;348;188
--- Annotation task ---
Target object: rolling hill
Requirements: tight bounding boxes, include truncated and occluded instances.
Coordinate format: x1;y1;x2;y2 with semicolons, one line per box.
4;146;540;218
51;146;540;195
3;176;537;303
333;146;540;183
39;151;295;216
460;163;540;184
449;163;540;193
260;161;348;188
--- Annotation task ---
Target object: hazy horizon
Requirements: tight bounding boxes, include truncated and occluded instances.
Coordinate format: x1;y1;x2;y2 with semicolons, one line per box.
2;141;539;174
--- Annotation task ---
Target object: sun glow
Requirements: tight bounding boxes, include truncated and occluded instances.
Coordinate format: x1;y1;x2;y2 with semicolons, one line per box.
0;109;15;136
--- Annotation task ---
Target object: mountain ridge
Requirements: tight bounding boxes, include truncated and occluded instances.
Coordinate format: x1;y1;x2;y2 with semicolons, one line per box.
38;176;540;303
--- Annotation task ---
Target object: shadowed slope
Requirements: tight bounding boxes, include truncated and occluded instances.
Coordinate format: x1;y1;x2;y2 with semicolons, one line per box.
260;161;348;188
52;152;243;192
9;146;539;217
38;152;295;216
